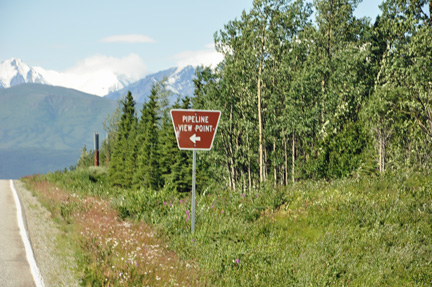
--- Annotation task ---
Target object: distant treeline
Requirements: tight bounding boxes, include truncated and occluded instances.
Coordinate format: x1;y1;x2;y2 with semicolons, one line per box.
77;0;432;191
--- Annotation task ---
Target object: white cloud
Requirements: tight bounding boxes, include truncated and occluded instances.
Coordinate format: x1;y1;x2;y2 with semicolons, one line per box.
174;43;223;69
66;54;148;79
101;34;156;43
35;54;148;96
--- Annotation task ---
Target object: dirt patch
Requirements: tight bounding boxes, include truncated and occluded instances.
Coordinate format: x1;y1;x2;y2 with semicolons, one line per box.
14;180;80;287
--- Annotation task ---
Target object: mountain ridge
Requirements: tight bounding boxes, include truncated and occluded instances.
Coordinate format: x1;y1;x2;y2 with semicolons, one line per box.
0;83;117;150
0;58;198;178
0;84;119;178
0;58;196;101
105;65;196;103
0;58;49;88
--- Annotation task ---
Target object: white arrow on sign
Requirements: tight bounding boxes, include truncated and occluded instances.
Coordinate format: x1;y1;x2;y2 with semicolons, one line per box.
190;134;201;144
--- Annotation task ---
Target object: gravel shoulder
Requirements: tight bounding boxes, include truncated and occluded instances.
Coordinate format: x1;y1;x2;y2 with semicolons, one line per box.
14;180;80;287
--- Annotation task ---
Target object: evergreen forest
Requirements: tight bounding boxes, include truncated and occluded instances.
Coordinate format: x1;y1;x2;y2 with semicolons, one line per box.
77;0;432;192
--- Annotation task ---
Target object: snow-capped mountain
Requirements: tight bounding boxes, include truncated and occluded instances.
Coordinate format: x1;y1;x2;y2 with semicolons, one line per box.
105;65;196;103
33;66;132;97
0;58;49;88
0;58;133;96
0;58;196;100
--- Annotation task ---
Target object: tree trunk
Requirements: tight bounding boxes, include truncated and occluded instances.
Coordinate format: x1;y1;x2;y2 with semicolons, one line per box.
246;132;252;190
264;141;268;180
378;124;386;174
248;162;252;190
326;0;333;60
221;133;232;189
321;80;326;126
382;135;386;173
379;128;383;173
241;169;245;192
284;134;288;185
258;25;265;184
273;139;277;186
292;131;295;183
226;103;236;190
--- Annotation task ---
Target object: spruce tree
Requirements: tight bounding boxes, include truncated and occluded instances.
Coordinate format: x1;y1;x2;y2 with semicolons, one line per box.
103;97;122;166
133;85;161;190
169;97;192;192
76;145;94;168
159;106;178;186
108;91;137;188
124;117;138;186
132;101;149;188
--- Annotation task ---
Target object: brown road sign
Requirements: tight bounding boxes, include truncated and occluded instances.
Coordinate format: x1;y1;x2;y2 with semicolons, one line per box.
170;109;221;150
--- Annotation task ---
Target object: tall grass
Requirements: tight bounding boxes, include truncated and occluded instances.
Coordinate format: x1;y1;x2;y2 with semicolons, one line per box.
32;169;432;286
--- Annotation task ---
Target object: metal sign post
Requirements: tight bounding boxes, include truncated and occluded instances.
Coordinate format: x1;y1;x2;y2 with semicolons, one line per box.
191;150;196;233
170;109;221;233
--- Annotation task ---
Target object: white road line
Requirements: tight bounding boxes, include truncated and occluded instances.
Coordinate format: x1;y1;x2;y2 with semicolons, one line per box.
10;180;45;287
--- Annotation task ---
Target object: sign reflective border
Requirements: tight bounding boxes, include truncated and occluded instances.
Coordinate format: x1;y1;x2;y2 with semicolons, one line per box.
170;109;221;150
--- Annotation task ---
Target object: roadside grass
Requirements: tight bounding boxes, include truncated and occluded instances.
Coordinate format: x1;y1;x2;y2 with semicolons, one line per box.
25;169;432;286
24;171;201;286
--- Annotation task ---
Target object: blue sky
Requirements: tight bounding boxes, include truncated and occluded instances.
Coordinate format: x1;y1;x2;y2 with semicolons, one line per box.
1;0;381;77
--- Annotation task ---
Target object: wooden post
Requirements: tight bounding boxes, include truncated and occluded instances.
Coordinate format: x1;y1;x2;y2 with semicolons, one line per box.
94;132;99;167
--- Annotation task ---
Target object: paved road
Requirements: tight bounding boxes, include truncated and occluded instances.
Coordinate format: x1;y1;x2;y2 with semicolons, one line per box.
0;180;36;287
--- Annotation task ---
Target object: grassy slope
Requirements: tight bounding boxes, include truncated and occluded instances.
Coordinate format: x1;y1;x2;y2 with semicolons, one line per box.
0;84;118;150
28;170;432;286
0;84;119;178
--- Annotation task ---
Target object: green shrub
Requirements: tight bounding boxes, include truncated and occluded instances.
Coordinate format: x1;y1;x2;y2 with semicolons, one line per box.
303;121;369;179
38;169;432;286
